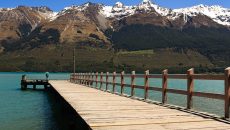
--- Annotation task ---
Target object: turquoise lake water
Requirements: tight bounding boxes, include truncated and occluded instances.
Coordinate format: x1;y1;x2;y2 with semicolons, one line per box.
0;72;227;129
0;72;70;130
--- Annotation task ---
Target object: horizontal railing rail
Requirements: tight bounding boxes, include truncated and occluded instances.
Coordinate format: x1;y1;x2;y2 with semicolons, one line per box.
70;67;230;118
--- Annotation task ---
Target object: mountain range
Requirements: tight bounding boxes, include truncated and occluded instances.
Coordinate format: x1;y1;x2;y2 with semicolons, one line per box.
0;0;230;72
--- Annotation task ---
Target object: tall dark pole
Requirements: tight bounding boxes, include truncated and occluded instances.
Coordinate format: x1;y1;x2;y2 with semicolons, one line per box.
73;48;76;74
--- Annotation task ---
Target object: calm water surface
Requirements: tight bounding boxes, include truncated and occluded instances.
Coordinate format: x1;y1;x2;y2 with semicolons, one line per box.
0;72;69;130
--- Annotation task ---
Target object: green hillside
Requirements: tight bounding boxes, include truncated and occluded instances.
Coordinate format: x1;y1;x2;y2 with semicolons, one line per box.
0;44;215;73
111;24;230;66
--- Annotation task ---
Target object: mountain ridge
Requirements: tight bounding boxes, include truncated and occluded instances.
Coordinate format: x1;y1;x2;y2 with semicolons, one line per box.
0;0;230;68
0;0;230;52
1;0;230;26
0;0;230;72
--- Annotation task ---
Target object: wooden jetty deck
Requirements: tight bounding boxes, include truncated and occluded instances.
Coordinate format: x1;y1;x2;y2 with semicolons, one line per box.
49;80;230;130
21;75;50;90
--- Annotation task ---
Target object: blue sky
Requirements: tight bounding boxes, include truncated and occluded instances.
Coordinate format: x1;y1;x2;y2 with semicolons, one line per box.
1;0;230;11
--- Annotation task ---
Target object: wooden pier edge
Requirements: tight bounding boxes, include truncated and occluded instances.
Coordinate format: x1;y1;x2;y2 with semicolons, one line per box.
49;80;230;130
71;67;230;119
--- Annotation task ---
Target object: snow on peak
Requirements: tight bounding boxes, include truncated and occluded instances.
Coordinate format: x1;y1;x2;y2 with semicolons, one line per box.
60;2;90;15
115;2;124;8
138;0;154;11
100;0;170;19
173;4;230;25
142;0;154;4
57;1;230;26
112;2;125;12
0;8;14;12
100;2;135;19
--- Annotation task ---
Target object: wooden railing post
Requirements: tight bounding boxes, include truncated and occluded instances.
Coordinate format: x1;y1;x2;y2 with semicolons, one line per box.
87;73;90;86
81;73;83;84
79;73;83;84
88;73;91;86
85;73;88;86
70;73;73;82
71;73;73;82
73;73;76;83
144;70;150;100
82;73;84;85
83;73;85;85
131;71;135;97
187;68;194;109
121;71;125;95
91;72;94;87
76;73;78;84
113;72;116;93
76;73;78;83
86;73;88;85
83;73;86;85
225;67;230;118
100;72;103;90
106;72;109;91
21;75;27;90
88;73;90;86
96;72;98;88
79;73;82;84
162;69;168;104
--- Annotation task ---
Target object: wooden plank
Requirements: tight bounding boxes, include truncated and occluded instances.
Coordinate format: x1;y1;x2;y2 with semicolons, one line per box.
106;72;109;91
167;88;187;95
112;72;116;93
148;87;162;92
92;124;166;130
49;81;230;130
193;92;225;100
144;70;149;100
225;67;230;118
96;72;98;88
131;71;135;97
121;71;125;94
134;85;144;89
162;69;168;104
100;72;103;89
187;68;194;109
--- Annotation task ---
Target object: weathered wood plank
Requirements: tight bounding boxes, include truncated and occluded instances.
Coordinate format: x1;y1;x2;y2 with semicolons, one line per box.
49;80;230;130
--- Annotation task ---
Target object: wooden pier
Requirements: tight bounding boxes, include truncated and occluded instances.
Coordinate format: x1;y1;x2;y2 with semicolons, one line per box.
71;68;230;118
20;67;230;129
21;75;50;90
49;80;230;130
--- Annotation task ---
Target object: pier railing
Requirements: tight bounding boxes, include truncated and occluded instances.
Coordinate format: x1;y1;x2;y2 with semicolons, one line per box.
70;67;230;118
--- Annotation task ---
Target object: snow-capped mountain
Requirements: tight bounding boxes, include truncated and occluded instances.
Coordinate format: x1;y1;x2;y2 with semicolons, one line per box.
38;0;229;26
1;0;229;26
100;0;171;19
57;3;91;16
98;0;230;26
174;4;230;26
1;0;230;50
0;8;14;12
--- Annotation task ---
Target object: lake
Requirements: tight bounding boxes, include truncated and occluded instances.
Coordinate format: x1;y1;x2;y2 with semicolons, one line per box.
0;72;70;130
0;72;226;129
